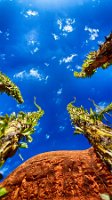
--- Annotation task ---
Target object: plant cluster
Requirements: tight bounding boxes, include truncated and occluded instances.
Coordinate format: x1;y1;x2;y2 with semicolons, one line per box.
0;72;44;167
67;98;112;171
74;33;112;78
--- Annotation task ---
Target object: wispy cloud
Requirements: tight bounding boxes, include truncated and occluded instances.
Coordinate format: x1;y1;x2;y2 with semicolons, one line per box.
44;63;49;67
84;26;99;40
66;65;74;72
57;19;63;30
57;18;76;37
45;134;50;139
16;104;25;109
62;18;75;33
75;65;82;70
59;54;77;64
52;33;60;40
0;54;6;60
24;10;39;18
59;125;65;132
25;30;40;54
0;29;10;41
14;68;49;83
57;88;63;95
29;68;42;79
63;25;73;33
14;71;26;79
54;97;62;105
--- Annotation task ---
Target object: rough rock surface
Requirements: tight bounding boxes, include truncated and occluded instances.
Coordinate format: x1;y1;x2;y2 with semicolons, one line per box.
0;148;112;200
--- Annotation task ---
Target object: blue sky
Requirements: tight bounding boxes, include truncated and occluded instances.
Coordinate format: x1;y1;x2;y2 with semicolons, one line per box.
0;0;112;178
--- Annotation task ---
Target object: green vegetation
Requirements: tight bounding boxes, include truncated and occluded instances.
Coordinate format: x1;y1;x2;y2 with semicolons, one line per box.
67;98;112;171
0;72;24;103
0;72;44;167
100;194;112;200
0;98;44;167
0;187;8;197
100;193;112;200
0;72;44;197
74;32;112;78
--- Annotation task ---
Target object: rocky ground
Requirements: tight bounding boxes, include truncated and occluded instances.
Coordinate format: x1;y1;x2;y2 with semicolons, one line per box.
0;147;112;200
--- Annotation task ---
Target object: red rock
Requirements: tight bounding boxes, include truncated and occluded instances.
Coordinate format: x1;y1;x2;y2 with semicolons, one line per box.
0;147;112;200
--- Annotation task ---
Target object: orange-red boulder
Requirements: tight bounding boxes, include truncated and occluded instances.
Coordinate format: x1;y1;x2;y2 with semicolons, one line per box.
0;147;112;200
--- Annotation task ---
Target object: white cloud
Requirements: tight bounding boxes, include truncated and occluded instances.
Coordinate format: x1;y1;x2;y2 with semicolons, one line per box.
98;40;103;45
75;65;82;70
57;19;62;30
0;30;10;40
33;47;39;52
13;71;26;79
51;56;56;60
0;54;6;60
63;18;75;33
16;104;25;109
59;54;77;64
14;68;49;83
63;25;73;33
26;30;40;54
24;10;39;18
66;65;74;72
26;30;39;46
84;26;99;40
5;32;10;37
66;18;76;25
31;47;39;54
26;30;39;45
59;125;65;132
52;33;60;40
57;88;63;95
29;69;49;82
57;18;76;35
29;69;41;79
44;63;49;67
46;134;50;139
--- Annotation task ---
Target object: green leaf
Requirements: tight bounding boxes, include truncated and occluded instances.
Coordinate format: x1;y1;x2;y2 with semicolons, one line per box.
19;142;28;148
0;161;5;168
90;108;94;116
22;131;32;136
27;135;33;143
0;187;8;197
100;193;110;200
